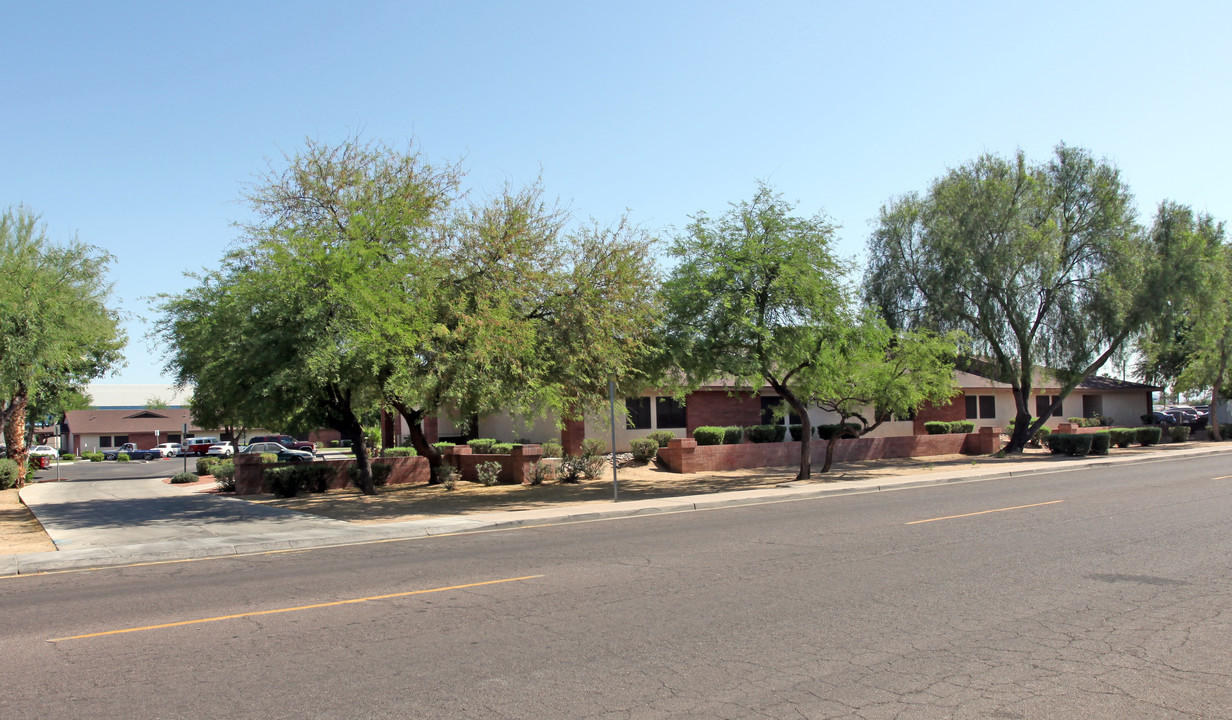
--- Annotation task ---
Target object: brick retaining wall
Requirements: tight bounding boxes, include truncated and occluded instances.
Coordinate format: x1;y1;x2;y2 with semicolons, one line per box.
234;454;430;495
659;430;992;474
443;444;544;484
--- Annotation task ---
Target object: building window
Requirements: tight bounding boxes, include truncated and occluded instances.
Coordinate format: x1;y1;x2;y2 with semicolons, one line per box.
114;435;129;446
99;435;113;448
168;434;182;443
761;396;801;425
656;397;687;429
966;395;996;419
1035;395;1062;418
625;397;652;430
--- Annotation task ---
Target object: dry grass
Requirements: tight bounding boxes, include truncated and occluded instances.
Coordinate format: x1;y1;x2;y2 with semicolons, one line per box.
244;448;1072;525
0;487;56;555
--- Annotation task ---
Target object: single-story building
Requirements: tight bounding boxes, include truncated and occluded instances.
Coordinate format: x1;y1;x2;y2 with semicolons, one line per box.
396;370;1159;454
62;408;211;455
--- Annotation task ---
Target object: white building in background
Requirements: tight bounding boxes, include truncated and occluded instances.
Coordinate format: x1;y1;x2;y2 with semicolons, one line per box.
85;383;192;409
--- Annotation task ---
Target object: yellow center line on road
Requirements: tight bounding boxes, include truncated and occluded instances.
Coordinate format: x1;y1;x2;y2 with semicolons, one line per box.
906;500;1063;525
48;574;544;643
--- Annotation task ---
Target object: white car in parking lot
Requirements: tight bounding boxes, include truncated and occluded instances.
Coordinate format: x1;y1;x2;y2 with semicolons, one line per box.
206;443;234;457
154;443;181;457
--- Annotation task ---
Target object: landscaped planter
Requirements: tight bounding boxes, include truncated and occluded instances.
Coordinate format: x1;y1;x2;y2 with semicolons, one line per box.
233;454;429;495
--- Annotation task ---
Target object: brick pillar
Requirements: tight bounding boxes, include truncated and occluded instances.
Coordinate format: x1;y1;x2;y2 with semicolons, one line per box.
511;444;543;484
660;437;697;474
234;454;264;495
561;418;585;457
973;426;1001;454
380;408;396;449
423;416;439;443
1057;422;1079;434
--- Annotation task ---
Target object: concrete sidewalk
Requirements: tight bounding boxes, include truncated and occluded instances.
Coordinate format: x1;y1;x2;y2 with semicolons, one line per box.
6;443;1231;577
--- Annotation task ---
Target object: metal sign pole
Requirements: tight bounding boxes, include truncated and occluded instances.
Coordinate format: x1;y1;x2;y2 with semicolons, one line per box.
609;376;618;502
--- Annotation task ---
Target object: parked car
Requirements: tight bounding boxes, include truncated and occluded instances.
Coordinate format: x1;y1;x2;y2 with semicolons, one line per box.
248;435;317;454
128;447;163;460
206;443;234;457
103;443;139;460
240;442;315;463
28;445;59;458
153;443;181;458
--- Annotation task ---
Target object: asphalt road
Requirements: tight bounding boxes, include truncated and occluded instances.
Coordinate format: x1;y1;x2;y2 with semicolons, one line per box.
29;456;192;483
4;453;1231;719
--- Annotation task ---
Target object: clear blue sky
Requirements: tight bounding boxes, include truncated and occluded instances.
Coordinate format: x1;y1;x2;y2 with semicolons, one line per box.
3;1;1229;385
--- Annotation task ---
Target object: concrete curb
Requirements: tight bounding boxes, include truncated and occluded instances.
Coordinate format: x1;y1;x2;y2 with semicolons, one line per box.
6;443;1231;576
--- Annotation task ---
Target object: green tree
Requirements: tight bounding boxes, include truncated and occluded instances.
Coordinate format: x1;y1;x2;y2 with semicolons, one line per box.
805;316;961;471
144;395;169;409
1135;204;1228;438
0;207;125;485
865;145;1184;452
660;184;848;479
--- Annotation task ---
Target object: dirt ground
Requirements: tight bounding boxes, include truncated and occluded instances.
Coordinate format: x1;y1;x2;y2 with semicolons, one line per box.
245;447;1082;525
0;488;56;555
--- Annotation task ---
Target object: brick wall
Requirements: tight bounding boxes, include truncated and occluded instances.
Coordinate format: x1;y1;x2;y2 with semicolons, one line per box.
660;433;976;474
561;419;586;457
913;396;965;435
685;391;763;436
234;454;430;495
443;444;544;484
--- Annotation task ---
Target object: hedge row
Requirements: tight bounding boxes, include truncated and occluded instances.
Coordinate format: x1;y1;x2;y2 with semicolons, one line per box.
923;421;976;435
1047;427;1165;456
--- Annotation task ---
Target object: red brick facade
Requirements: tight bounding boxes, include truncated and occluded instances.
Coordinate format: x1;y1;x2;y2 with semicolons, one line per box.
913;396;966;435
561;418;586;456
443;444;545;484
685;390;763;436
659;432;985;474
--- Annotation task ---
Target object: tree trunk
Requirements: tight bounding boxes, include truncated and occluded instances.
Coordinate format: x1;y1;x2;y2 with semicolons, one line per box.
3;393;29;488
770;381;812;480
823;434;838;474
338;405;374;495
1003;386;1034;453
1210;385;1223;441
390;401;444;483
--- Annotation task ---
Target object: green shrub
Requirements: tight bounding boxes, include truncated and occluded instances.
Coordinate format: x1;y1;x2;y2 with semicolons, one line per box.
789;424;810;441
629;438;659;462
490;443;515;455
328;439;340;448
477;461;502;486
170;471;197;484
647;431;676;448
212;461;236;491
722;426;743;444
693;426;725;446
383;447;417;457
540;440;563;458
923;421;951;435
433;442;456;453
60;453;76;461
949;420;975;434
115;452;129;462
745;425;785;443
580;438;607;458
433;464;457;489
196;457;218;476
255;452;276;464
558;455;585;483
1033;426;1052;447
263;466;300;497
1136;426;1163;446
84;452;103;462
1090;431;1111;456
815;423;861;440
1067;417;1084;425
529;460;556;485
1170;425;1190;443
1107;428;1134;448
0;459;17;490
467;438;497;454
1047;433;1093;456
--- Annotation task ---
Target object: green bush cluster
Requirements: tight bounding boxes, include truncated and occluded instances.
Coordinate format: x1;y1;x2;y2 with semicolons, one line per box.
1136;426;1162;446
923;421;950;435
789;424;810;441
196;457;219;476
722;426;743;444
490;443;515;455
540;440;563;458
170;471;198;484
1090;431;1111;456
258;452;278;464
745;425;785;443
629;438;659;462
949;420;975;433
1069;416;1111;428
383;447;417;457
476;460;501;486
1046;433;1094;456
212;460;236;491
82;452;104;462
693;427;725;446
346;463;392;488
467;438;496;454
647;431;676;448
580;438;607;458
1170;425;1190;442
434;464;457;489
0;459;17;490
60;453;76;461
116;453;130;462
815;423;861;440
529;460;555;485
433;441;456;453
267;463;347;497
1108;428;1136;448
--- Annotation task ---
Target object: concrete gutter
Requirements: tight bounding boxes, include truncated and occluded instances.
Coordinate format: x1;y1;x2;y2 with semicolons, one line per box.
5;444;1230;577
